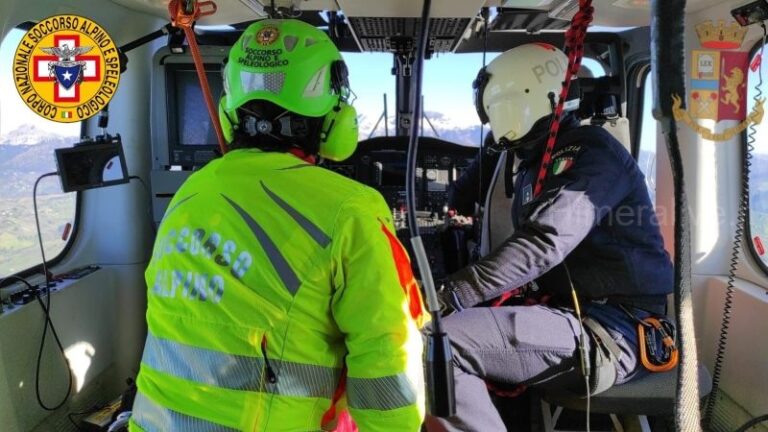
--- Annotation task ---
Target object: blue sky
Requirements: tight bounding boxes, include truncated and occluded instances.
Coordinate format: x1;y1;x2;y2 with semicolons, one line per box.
344;51;495;130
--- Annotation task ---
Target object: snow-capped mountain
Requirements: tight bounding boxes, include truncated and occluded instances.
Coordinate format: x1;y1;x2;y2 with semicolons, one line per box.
358;111;484;147
0;124;75;146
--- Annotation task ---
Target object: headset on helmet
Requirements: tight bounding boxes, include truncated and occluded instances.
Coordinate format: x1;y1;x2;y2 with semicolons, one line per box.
219;19;358;161
473;43;580;149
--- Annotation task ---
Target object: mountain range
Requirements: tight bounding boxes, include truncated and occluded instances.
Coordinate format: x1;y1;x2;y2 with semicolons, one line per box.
359;111;484;147
0;126;77;198
2;122;768;234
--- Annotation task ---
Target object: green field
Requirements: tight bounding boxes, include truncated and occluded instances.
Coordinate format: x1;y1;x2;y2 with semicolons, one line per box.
0;193;76;278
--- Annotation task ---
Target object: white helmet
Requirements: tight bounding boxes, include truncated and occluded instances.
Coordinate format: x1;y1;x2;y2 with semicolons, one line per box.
473;43;580;146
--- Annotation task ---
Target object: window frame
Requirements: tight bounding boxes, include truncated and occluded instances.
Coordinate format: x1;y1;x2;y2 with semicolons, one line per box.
628;61;651;159
0;141;83;286
744;38;768;277
0;24;84;286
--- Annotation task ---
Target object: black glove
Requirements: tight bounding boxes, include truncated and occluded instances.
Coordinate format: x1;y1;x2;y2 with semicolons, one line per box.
436;282;462;317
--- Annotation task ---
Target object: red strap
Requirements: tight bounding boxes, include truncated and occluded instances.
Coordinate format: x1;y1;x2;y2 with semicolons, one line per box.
380;222;427;326
533;1;594;198
490;289;518;307
288;147;317;164
486;382;527;399
168;0;227;155
321;367;348;428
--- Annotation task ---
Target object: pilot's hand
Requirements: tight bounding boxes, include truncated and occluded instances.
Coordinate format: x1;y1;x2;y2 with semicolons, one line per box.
443;209;473;230
436;282;462;317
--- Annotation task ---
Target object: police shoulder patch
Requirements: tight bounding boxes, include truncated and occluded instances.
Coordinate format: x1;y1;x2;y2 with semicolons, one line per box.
550;145;582;176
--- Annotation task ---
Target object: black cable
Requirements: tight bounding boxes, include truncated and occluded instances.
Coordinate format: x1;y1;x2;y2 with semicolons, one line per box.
34;172;57;289
129;175;156;235
129;175;151;198
33;289;72;411
704;23;766;428
119;24;171;54
563;262;591;432
0;275;36;314
33;172;73;411
477;7;490;212
0;275;36;290
405;3;431;238
404;0;454;418
67;403;106;432
67;412;86;432
735;414;768;432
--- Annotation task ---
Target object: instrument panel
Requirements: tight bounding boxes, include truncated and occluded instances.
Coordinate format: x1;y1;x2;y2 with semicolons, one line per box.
322;136;477;213
322;136;478;279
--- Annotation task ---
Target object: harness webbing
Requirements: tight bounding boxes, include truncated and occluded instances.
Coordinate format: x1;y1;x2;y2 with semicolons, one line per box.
533;1;594;198
168;0;228;155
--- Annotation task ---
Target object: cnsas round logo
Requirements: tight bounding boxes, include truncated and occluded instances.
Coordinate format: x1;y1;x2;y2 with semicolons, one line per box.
12;15;121;123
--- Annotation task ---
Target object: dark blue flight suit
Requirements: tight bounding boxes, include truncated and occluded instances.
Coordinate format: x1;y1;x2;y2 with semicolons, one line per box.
432;118;673;431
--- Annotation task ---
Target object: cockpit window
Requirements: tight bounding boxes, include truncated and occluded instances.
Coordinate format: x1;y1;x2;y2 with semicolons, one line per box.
347;51;605;148
345;52;396;141
421;53;497;147
746;44;768;270
581;57;607;78
0;29;79;280
638;71;657;205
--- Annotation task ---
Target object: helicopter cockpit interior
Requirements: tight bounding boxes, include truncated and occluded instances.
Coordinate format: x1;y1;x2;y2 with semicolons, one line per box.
1;0;768;431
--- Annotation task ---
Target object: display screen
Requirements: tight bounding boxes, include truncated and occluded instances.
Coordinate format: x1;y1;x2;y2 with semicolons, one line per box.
377;161;407;186
426;169;450;191
55;137;129;192
172;68;224;146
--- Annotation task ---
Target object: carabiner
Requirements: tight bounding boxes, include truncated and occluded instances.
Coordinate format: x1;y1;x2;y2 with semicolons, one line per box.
637;317;679;372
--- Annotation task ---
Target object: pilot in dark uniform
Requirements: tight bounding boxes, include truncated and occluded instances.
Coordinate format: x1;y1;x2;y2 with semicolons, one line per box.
429;43;673;431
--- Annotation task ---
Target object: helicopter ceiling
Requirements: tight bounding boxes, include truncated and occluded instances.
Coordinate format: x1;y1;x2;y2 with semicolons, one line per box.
107;0;731;55
109;0;728;28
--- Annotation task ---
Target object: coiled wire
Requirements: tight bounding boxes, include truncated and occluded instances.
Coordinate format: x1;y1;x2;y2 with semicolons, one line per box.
703;22;766;428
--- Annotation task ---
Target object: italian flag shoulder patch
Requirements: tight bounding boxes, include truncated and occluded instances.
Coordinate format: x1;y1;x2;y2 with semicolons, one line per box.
552;157;574;175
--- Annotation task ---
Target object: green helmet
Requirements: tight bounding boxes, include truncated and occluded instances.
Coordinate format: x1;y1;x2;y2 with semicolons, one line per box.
219;19;358;161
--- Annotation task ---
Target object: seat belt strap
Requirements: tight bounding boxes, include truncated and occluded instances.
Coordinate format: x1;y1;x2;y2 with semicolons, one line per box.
582;316;620;395
583;317;623;361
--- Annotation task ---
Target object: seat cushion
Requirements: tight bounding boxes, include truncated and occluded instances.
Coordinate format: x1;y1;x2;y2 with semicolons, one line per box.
542;365;712;416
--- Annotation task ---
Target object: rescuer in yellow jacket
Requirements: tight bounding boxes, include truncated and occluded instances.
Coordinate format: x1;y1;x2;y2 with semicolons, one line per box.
130;19;427;432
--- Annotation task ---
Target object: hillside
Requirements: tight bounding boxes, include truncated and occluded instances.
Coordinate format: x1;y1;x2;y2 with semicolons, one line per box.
0;125;78;276
0;125;77;198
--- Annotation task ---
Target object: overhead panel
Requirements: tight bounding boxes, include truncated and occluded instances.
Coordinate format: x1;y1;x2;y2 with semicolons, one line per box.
500;0;557;8
491;9;571;32
347;17;472;53
108;0;338;25
337;0;486;18
108;0;264;25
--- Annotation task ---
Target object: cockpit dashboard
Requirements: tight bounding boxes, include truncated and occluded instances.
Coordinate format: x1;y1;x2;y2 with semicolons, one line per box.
322;136;478;279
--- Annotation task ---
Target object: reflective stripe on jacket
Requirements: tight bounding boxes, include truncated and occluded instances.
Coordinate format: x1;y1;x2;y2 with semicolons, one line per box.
130;149;427;432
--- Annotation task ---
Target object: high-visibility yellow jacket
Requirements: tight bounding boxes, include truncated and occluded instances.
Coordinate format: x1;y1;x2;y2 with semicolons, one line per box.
130;149;427;432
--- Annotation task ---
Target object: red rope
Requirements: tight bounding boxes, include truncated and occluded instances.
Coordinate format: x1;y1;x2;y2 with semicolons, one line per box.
532;1;594;198
168;0;228;155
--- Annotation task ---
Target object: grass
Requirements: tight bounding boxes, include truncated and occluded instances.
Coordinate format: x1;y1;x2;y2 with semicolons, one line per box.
0;193;76;278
